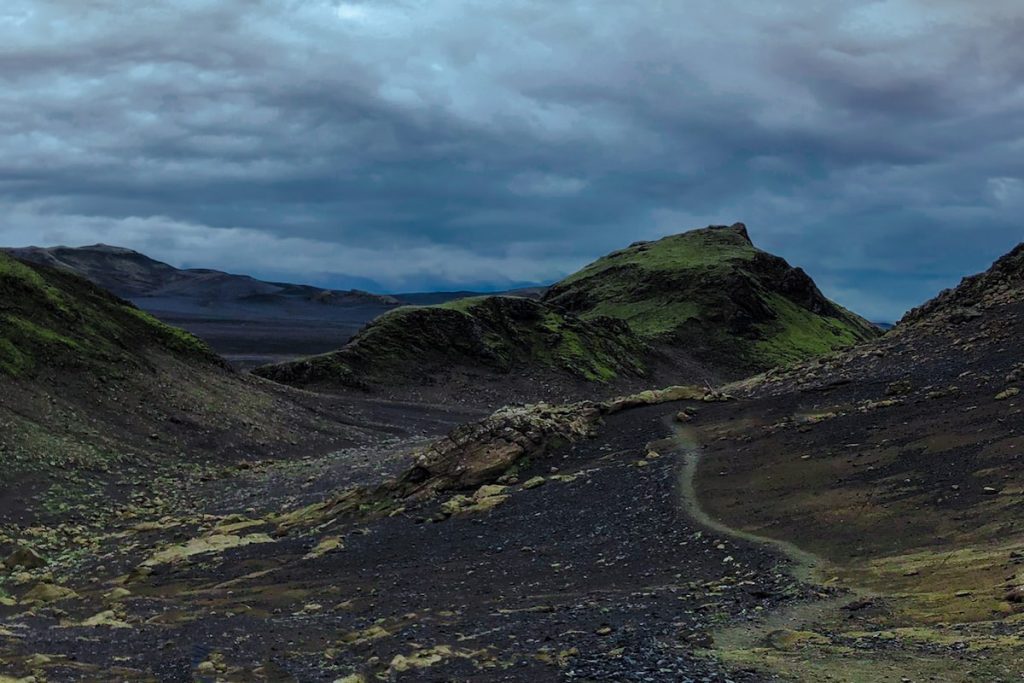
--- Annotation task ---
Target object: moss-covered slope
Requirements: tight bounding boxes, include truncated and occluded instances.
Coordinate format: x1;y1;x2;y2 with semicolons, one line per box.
0;252;220;377
0;253;363;481
255;295;648;390
543;223;878;374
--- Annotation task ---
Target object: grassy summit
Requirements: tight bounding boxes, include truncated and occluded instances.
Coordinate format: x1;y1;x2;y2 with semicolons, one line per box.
543;223;877;372
257;224;879;398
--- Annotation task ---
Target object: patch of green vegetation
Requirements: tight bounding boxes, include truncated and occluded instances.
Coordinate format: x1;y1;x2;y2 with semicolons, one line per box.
0;314;86;376
119;306;216;358
753;294;865;367
438;296;494;313
582;300;701;337
6;315;83;351
0;253;69;313
0;337;30;376
558;226;756;285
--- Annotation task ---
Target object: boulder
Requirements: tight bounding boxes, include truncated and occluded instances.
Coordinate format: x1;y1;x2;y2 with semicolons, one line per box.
3;545;46;570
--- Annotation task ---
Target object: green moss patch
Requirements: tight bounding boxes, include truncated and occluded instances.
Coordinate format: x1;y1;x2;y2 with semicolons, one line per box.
558;226;757;285
0;252;219;377
752;294;867;367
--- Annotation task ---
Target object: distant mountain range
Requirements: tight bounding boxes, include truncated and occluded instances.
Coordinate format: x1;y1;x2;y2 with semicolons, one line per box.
5;244;402;311
3;244;540;367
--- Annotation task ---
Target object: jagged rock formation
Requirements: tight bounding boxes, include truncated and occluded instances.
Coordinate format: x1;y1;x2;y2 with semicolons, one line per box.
898;243;1024;329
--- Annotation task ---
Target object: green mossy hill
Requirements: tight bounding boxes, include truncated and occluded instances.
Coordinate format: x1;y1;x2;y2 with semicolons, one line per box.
543;223;879;373
0;253;365;484
0;252;221;377
255;295;648;388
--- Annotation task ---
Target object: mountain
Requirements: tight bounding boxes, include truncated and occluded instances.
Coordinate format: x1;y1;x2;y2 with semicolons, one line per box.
255;224;879;402
542;223;876;372
2;245;548;370
3;244;409;368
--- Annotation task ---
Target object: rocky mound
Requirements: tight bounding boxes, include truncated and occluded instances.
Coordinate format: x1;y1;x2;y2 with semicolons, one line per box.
543;223;879;374
272;385;712;533
257;224;878;401
898;242;1024;329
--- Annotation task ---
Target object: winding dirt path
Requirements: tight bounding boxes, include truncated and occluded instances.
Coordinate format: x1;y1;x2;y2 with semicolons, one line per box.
666;417;827;584
656;411;882;682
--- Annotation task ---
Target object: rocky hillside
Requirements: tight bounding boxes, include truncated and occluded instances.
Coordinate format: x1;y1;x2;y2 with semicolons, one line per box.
0;253;372;495
898;242;1024;328
257;224;878;401
676;240;1024;678
0;252;220;377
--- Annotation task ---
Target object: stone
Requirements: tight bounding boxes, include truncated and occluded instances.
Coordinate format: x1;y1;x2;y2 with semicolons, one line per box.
3;545;46;570
304;536;344;560
80;610;132;628
473;484;509;501
106;587;132;602
23;582;78;604
142;533;275;566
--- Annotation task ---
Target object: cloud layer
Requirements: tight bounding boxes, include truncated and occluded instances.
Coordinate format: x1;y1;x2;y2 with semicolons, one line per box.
1;0;1022;318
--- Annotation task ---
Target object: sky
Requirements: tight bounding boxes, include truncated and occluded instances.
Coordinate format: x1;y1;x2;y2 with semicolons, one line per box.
0;1;1022;320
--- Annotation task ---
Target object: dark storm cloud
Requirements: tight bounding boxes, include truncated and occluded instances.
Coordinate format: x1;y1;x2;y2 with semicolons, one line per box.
0;0;1022;317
